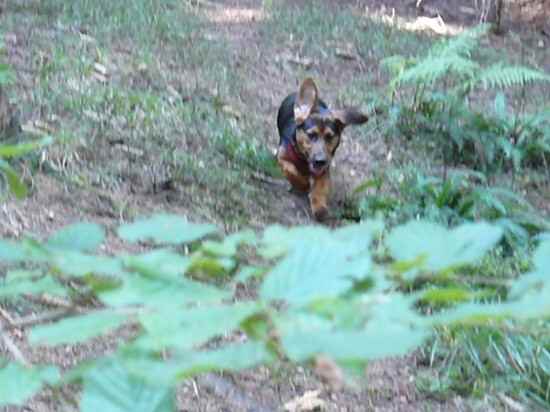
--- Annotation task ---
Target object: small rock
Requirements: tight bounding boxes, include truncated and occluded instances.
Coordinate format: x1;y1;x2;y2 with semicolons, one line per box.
284;390;326;412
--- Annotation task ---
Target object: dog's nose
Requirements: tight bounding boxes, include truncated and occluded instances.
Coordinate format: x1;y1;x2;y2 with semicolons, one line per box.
313;159;327;169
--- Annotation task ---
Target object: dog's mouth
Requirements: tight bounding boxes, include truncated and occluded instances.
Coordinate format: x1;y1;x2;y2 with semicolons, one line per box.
309;161;328;176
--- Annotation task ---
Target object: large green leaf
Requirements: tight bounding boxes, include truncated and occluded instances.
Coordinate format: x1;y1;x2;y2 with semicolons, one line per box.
29;311;128;345
201;229;257;257
331;220;384;254
81;360;174;412
51;250;126;277
276;292;427;362
0;159;27;199
115;341;274;386
259;225;329;259
508;240;550;297
0;363;60;406
534;240;550;271
137;302;260;350
122;249;191;279
176;341;274;377
46;222;105;252
280;318;427;362
99;274;227;308
0;239;26;261
117;214;217;245
387;221;502;273
260;237;372;306
0;270;67;298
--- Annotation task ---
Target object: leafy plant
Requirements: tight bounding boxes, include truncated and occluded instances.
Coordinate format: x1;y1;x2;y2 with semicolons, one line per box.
382;24;550;174
350;168;548;252
1;40;53;198
0;214;549;410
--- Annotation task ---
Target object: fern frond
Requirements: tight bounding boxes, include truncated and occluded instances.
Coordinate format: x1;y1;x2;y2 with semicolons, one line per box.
394;55;479;87
381;55;417;77
430;24;489;58
475;64;550;90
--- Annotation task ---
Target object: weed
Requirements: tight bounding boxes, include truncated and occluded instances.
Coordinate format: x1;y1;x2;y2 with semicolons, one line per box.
382;25;550;175
421;324;550;409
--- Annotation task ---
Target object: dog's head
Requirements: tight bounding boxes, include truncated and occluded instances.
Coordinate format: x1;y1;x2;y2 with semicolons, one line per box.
293;78;368;177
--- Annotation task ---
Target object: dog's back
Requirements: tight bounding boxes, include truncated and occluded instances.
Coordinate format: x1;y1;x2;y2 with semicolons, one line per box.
277;93;297;146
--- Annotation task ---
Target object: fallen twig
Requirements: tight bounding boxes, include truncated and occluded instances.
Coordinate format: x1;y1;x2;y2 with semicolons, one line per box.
11;309;74;328
0;306;15;326
23;293;74;309
0;320;30;366
251;172;287;187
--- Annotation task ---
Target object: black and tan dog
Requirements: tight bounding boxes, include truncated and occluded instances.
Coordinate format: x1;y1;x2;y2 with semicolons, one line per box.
277;78;369;221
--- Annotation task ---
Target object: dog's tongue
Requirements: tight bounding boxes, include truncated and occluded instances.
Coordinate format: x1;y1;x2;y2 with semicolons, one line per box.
310;165;327;177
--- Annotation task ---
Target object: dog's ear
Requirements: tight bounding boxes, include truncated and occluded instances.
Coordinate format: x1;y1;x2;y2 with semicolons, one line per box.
332;108;368;130
294;78;318;125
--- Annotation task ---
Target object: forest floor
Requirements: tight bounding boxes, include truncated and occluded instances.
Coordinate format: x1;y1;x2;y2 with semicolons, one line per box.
1;0;549;411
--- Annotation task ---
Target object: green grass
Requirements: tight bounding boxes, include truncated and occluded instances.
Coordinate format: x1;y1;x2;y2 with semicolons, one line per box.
419;323;550;409
2;0;280;225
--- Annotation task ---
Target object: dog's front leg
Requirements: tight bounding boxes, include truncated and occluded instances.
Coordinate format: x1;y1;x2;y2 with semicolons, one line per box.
310;172;330;221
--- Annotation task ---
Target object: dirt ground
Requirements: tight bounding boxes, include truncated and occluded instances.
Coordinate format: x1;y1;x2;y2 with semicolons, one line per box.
1;0;549;411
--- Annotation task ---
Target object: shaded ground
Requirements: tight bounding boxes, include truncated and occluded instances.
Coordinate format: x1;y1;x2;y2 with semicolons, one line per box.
1;0;549;411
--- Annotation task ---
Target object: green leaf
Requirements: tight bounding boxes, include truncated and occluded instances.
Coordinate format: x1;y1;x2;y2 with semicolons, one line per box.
29;311;128;345
117;342;274;385
0;159;27;199
81;360;174;412
279;316;427;362
0;63;15;84
235;265;265;282
176;342;274;376
387;221;502;273
51;251;126;277
118;214;217;245
0;137;53;158
137;302;260;350
0;239;26;261
0;271;67;298
421;287;473;305
201;229;256;257
46;222;105;252
332;220;384;254
0;363;60;406
99;274;227;308
123;249;191;279
259;225;330;258
260;237;372;306
534;240;550;271
188;254;236;278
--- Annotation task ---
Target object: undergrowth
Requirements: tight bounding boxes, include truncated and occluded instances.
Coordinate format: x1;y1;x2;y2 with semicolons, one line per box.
347;24;550;407
0;214;549;410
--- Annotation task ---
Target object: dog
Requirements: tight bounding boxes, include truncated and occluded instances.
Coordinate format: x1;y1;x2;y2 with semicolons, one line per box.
276;78;369;221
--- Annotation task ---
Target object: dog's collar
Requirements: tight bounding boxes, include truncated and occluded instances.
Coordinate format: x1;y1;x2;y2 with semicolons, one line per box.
286;141;310;176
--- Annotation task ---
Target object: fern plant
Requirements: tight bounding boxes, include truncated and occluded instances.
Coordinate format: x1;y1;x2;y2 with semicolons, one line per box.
382;24;550;174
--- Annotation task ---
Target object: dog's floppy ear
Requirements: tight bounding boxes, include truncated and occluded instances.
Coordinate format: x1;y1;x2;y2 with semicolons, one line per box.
294;78;318;125
332;108;368;130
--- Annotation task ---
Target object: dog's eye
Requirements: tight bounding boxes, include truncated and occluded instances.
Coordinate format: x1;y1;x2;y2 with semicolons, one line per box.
307;132;318;141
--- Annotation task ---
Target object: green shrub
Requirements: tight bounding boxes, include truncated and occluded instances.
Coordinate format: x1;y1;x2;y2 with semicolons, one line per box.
382;25;550;174
0;214;549;410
